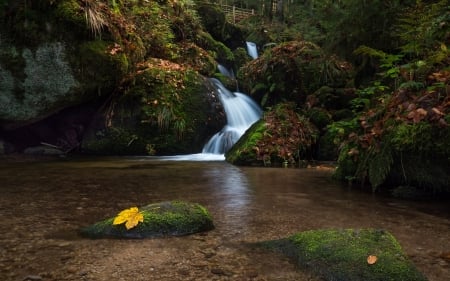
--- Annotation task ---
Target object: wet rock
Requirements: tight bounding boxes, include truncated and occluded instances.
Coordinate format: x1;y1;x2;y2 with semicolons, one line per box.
262;228;427;281
23;145;64;156
22;275;42;281
210;267;232;276
80;201;214;239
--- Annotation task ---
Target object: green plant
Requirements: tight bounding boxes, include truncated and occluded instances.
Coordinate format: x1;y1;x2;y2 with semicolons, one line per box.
82;0;106;37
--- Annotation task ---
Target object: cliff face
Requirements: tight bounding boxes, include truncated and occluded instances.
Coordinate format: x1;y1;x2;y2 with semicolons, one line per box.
0;0;234;154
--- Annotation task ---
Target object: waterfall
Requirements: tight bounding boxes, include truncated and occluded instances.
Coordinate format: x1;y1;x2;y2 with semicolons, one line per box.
202;78;262;154
149;76;261;161
217;64;235;78
246;41;258;59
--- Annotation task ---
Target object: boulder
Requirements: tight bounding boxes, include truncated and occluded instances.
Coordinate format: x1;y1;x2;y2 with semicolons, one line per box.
80;201;214;239
226;102;318;166
262;228;427;281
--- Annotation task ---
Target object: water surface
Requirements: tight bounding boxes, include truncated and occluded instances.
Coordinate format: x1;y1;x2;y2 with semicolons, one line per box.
0;157;448;280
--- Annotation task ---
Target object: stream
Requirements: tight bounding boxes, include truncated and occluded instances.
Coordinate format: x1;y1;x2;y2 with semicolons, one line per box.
0;157;449;280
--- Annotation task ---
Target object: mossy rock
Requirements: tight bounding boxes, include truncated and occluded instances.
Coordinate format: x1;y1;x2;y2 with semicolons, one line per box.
226;103;318;166
80;201;214;239
238;41;353;107
262;228;427;281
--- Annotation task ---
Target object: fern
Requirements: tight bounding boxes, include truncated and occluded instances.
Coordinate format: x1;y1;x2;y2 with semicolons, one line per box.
173;118;186;140
156;106;173;132
368;146;393;191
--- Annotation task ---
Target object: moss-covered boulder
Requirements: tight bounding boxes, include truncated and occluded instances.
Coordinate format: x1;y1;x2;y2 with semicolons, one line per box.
0;0;234;154
80;201;214;239
81;59;226;155
195;3;246;51
226;102;318;166
262;228;426;281
0;1;130;129
238;41;353;108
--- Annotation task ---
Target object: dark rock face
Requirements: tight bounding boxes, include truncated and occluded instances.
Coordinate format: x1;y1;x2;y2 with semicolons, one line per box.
195;3;246;51
0;1;234;155
1;101;102;153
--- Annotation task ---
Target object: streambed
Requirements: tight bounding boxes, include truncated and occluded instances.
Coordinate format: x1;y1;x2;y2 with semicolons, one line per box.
0;157;449;280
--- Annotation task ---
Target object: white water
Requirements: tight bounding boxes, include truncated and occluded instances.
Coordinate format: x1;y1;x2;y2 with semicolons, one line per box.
217;64;235;78
202;78;262;154
246;41;258;59
150;78;261;161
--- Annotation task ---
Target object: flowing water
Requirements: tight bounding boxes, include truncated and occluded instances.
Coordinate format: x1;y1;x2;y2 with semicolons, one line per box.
246;42;259;60
0;157;449;281
202;78;262;155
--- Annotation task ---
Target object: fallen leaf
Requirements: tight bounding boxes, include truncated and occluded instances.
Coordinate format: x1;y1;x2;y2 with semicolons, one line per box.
367;255;378;265
113;207;144;230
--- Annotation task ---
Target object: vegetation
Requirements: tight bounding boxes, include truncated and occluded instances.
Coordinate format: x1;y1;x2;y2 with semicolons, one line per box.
328;1;450;193
226;102;318;166
0;0;448;195
262;228;427;281
80;201;214;239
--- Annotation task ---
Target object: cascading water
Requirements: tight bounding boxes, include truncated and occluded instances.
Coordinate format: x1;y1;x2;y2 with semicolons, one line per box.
202;78;262;154
217;64;235;78
152;78;261;161
153;49;261;161
246;41;258;59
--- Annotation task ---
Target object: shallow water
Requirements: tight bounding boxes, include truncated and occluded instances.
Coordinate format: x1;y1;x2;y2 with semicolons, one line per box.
0;157;449;280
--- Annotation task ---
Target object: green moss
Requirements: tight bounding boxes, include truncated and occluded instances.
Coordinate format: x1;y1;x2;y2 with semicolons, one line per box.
263;229;426;281
82;126;148;155
80;201;214;239
79;40;129;87
54;0;85;30
306;107;333;130
226;103;318;166
225;120;266;166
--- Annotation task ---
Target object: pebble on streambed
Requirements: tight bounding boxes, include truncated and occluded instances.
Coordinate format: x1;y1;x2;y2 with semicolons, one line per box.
80;201;214;239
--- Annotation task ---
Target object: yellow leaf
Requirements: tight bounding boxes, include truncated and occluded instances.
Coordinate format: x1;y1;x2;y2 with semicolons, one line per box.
113;207;144;230
367;255;378;265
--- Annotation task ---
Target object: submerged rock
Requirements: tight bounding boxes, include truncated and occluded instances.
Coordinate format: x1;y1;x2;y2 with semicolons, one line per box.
262;228;427;281
80;201;214;239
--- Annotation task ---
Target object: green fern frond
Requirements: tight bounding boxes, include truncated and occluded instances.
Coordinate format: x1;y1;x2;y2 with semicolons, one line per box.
368;146;393;191
156;106;173;132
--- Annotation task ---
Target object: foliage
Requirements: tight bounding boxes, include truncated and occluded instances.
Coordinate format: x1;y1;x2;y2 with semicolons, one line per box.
239;41;353;107
113;207;144;230
334;73;449;191
226;102;318;166
263;229;427;281
82;126;149;155
80;201;214;239
82;0;107;37
110;58;225;155
332;0;450;193
394;0;450;60
236;0;416;60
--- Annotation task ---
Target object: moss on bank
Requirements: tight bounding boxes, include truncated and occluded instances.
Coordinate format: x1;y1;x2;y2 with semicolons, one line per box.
226;102;318;166
262;228;426;281
80;201;214;239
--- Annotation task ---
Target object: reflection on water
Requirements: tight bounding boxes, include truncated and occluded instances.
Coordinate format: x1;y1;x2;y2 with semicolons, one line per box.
0;157;449;281
202;165;251;230
143;153;225;161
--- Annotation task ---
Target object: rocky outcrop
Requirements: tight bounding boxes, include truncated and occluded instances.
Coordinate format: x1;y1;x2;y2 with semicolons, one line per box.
81;61;226;155
0;0;235;155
